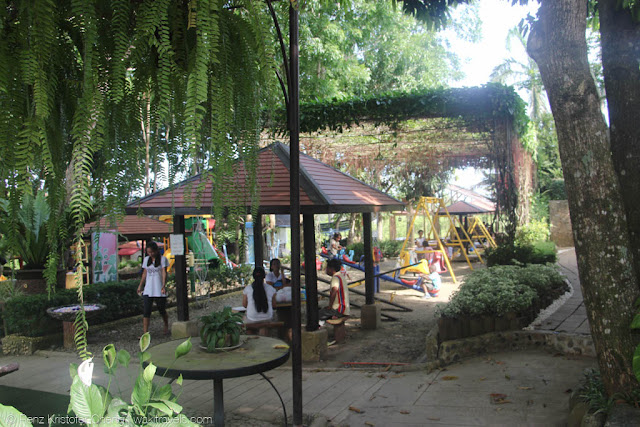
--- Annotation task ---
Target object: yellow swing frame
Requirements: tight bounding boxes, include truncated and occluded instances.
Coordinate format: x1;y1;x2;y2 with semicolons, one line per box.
466;216;497;250
443;214;485;264
399;197;475;284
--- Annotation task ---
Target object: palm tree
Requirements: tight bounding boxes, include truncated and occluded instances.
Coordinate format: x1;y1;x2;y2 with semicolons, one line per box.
491;27;548;121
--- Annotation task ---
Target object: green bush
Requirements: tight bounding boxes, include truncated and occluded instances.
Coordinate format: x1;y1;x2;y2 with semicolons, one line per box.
437;264;565;318
378;239;403;258
206;265;253;288
515;219;550;246
2;279;143;337
545;178;566;200
486;242;557;266
346;242;364;260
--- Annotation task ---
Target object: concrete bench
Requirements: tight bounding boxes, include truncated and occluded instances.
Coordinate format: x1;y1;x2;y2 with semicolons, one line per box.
326;316;349;343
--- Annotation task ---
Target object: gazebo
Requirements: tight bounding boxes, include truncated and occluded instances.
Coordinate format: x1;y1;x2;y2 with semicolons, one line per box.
126;142;405;332
443;200;495;216
82;215;173;241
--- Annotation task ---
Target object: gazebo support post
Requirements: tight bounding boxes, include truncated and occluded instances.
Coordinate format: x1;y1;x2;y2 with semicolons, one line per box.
361;212;380;329
170;215;198;339
253;214;263;269
303;214;319;331
173;215;188;322
288;4;303;426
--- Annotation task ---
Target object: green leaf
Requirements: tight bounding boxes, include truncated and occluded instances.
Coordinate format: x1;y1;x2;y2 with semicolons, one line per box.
131;374;152;411
634;344;640;383
0;404;32;426
154;384;173;401
117;349;131;368
139;351;151;363
140;332;151;353
634;296;640;309
174;338;192;359
69;363;78;380
70;375;105;424
145;401;173;416
143;363;157;383
631;314;640;329
103;344;117;370
176;374;183;386
104;397;128;422
160;399;182;414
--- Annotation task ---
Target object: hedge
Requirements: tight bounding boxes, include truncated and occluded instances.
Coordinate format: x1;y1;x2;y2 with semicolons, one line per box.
2;279;144;337
437;264;567;318
485;242;557;267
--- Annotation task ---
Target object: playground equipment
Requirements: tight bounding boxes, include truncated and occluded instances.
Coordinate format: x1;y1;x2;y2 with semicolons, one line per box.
319;249;439;297
397;197;483;283
161;215;240;273
466;216;497;250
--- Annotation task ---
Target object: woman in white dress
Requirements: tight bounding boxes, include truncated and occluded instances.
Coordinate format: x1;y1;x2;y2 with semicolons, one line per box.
136;241;169;335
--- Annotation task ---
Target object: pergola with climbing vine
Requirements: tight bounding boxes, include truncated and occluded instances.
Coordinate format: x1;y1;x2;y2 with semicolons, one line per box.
265;84;535;238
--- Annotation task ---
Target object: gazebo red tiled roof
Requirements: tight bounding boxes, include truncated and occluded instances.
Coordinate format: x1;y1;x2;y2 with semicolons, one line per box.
441;200;495;215
126;142;404;215
82;216;172;240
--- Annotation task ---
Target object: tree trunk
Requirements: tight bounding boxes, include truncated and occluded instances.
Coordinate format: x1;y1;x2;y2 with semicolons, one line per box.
599;0;640;282
347;212;357;245
389;214;396;241
376;212;384;240
527;0;640;395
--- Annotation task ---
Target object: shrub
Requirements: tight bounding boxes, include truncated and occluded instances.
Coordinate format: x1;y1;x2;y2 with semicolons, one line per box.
515;219;550;246
206;265;252;289
437;264;565;318
346;242;364;260
486;242;557;266
2;279;143;337
378;239;404;258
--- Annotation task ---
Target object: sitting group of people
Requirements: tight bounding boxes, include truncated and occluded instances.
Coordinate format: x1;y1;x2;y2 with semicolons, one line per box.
242;258;290;323
243;257;349;325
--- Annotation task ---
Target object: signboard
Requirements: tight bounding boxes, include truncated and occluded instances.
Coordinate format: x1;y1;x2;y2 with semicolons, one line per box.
92;231;118;283
170;234;185;256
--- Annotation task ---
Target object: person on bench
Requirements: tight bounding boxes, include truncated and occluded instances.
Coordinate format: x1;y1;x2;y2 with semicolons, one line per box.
243;266;277;323
266;258;290;289
319;258;350;320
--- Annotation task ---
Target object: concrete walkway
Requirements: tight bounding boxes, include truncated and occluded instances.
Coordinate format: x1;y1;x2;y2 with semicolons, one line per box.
536;248;591;335
0;348;594;426
0;247;596;426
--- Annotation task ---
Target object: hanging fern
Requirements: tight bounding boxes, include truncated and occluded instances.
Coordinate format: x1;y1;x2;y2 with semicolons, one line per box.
0;0;277;359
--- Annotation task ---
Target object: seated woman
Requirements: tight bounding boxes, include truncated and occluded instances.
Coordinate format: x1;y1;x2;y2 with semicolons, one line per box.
266;258;290;289
243;267;277;323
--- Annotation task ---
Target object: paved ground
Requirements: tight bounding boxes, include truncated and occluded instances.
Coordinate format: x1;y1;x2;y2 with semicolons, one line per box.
537;248;591;335
0;348;594;426
0;247;596;425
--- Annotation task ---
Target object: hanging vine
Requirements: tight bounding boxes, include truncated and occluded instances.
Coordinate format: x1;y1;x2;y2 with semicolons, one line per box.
0;0;276;360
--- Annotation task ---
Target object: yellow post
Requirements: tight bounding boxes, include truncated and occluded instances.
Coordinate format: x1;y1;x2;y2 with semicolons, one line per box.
398;197;457;283
425;197;474;270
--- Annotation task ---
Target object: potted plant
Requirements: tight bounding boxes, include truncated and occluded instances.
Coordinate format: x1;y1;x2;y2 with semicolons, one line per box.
200;306;244;351
0;192;64;293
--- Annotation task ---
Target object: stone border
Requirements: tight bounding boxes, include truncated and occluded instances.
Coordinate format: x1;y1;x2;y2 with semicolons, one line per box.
425;327;595;367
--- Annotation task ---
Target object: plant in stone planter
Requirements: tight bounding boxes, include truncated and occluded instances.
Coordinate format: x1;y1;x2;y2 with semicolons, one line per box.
0;192;51;270
0;333;197;426
200;306;244;351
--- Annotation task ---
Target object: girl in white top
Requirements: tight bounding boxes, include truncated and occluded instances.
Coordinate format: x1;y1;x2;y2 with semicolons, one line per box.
243;267;277;322
137;241;169;335
265;258;290;289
